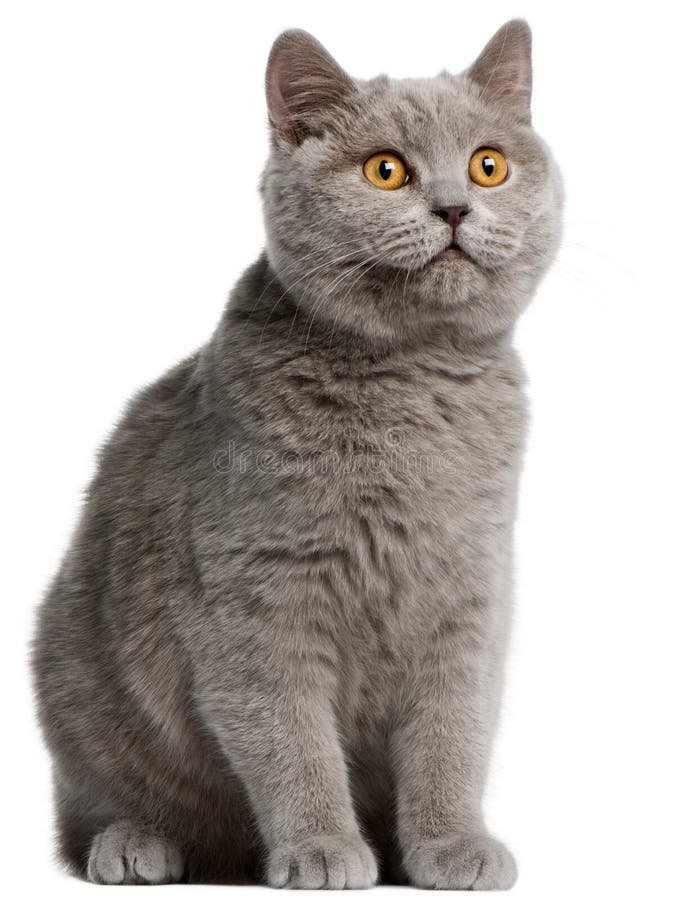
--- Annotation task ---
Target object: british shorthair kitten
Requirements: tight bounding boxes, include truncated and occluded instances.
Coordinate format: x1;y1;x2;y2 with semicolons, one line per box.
33;20;561;889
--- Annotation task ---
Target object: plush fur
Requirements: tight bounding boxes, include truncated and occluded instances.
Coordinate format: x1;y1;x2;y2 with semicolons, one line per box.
33;20;562;889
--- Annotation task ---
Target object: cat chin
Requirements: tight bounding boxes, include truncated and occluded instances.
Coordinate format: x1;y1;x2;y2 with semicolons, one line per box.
416;257;486;300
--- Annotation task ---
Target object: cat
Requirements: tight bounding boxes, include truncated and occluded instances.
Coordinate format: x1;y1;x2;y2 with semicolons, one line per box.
33;19;562;889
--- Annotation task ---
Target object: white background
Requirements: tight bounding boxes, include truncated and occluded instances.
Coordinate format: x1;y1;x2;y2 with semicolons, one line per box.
2;0;680;897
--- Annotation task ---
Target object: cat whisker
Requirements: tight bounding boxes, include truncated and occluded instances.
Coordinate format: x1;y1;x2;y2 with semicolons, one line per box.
256;246;368;351
325;256;388;350
244;238;363;326
302;255;382;355
284;244;378;345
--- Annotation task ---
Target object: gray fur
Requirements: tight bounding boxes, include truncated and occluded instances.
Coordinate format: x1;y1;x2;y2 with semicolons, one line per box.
33;20;561;888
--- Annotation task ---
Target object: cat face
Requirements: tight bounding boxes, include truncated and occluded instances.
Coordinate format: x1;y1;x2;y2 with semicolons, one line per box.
261;21;562;345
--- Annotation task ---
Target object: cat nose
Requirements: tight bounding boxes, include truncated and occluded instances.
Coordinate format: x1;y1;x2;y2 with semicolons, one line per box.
433;205;470;232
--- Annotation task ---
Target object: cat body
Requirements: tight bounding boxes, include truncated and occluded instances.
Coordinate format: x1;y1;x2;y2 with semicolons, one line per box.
34;21;561;889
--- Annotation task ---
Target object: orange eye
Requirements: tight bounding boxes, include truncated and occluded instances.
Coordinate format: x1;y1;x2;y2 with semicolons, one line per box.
468;148;509;187
362;152;409;190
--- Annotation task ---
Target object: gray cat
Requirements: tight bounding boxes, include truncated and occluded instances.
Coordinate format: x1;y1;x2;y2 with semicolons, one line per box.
33;19;562;889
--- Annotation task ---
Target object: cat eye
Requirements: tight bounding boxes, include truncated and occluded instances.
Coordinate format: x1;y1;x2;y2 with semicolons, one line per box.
362;152;409;190
468;148;509;187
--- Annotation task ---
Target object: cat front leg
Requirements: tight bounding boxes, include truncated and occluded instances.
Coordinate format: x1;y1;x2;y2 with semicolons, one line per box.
391;605;516;890
192;629;377;889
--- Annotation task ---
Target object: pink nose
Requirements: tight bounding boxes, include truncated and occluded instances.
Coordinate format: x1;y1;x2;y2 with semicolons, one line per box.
433;205;470;234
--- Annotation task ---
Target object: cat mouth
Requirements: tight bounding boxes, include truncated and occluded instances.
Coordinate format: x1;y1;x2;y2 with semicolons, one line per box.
434;241;473;264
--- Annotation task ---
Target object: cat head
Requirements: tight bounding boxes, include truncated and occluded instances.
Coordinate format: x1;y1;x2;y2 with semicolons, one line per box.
260;20;562;347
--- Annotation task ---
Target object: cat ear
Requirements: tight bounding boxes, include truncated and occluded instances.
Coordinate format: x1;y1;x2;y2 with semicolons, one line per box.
266;30;358;144
465;20;532;123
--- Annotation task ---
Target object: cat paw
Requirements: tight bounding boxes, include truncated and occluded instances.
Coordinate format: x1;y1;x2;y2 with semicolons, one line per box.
87;820;185;884
267;833;378;889
405;832;517;890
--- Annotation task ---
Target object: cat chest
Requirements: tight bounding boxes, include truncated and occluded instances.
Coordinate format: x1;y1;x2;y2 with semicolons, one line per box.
284;372;525;510
277;374;524;607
